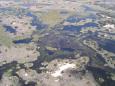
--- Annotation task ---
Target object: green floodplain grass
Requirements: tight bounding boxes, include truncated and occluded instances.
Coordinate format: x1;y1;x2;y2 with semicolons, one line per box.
0;26;13;47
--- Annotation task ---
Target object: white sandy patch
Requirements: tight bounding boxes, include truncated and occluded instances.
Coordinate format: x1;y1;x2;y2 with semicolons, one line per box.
51;63;76;77
103;24;115;29
24;73;28;77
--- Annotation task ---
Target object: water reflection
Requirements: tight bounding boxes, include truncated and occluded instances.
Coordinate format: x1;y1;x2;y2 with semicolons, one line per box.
87;66;115;86
63;23;98;31
99;40;115;53
3;25;16;33
26;12;47;30
13;38;32;44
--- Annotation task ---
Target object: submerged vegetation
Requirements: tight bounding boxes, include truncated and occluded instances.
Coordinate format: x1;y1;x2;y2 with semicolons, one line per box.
0;0;115;86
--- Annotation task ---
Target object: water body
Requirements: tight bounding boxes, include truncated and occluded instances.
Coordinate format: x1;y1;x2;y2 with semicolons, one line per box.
61;48;75;52
83;5;94;12
66;16;79;23
26;12;37;19
86;14;97;20
3;25;16;33
87;66;115;86
46;50;54;55
63;22;98;31
0;61;36;86
66;14;96;23
13;38;32;44
64;14;97;31
0;61;18;80
26;12;47;30
99;40;115;53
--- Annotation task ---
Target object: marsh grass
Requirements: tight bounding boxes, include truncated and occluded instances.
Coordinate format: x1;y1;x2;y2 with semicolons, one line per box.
0;26;13;47
40;10;63;27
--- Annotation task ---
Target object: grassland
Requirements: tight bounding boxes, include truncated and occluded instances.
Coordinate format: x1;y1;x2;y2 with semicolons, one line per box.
0;26;13;47
40;10;63;27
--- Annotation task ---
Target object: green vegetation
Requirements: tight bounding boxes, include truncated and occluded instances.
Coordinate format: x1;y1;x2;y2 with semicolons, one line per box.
41;10;62;27
32;34;45;41
76;19;92;26
80;27;96;33
4;69;13;76
39;47;74;62
13;36;28;40
46;46;57;51
0;26;13;47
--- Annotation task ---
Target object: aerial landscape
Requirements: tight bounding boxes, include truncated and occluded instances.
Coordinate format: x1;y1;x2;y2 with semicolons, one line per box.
0;0;115;86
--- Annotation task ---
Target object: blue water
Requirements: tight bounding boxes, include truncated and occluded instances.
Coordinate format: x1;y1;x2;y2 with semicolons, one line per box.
63;22;98;31
3;25;16;33
13;38;32;44
66;16;79;23
26;12;47;30
83;5;94;12
64;10;98;31
87;66;115;86
86;14;97;20
66;14;96;23
100;40;115;53
26;12;37;18
47;50;54;55
61;48;75;52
